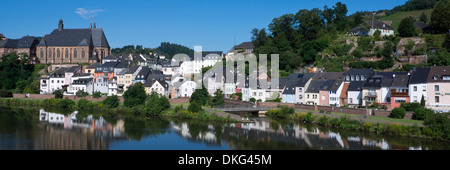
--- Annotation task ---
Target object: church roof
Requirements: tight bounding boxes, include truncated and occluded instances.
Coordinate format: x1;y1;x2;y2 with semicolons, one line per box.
37;21;109;48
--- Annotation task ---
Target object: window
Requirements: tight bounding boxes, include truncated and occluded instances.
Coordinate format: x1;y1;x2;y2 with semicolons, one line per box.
81;48;85;58
299;95;303;99
322;95;325;100
73;49;77;58
414;96;418;102
413;86;417;92
356;75;360;81
435;85;439;91
346;76;350;81
435;96;440;103
351;76;355;81
57;49;60;58
299;88;302;92
48;49;52;58
65;48;69;58
40;49;44;59
395;98;407;103
307;94;310;99
443;76;450;80
349;98;353;103
423;86;426;91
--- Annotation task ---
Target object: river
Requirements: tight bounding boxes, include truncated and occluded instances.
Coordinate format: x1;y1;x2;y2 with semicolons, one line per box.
0;106;448;150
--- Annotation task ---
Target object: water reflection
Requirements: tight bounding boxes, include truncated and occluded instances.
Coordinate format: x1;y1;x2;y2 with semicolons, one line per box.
0;107;448;150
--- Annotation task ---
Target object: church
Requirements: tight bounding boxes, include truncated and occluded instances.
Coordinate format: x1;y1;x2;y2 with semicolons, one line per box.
37;19;110;64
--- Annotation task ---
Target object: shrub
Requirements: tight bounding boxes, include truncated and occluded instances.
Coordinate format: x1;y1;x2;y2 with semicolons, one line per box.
188;101;203;113
423;112;450;140
400;102;421;112
59;98;75;108
412;107;434;120
76;90;89;98
351;48;363;58
375;123;383;135
0;90;13;98
362;122;373;132
267;105;295;119
304;112;315;123
390;107;406;119
78;99;91;110
53;89;64;99
318;115;329;126
103;95;120;108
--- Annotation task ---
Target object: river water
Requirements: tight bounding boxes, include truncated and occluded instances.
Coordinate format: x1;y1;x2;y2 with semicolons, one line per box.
0;106;448;150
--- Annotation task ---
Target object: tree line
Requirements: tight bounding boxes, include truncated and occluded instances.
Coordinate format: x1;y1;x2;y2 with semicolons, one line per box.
250;2;361;72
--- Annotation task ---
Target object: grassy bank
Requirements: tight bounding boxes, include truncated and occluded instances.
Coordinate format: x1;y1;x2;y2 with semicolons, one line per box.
0;98;237;123
267;106;449;141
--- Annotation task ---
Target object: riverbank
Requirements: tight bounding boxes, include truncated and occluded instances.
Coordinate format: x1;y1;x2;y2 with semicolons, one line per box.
0;98;242;123
265;106;449;141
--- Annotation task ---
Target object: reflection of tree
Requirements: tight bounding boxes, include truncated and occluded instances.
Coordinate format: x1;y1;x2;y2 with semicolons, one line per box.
123;117;170;141
0;107;39;133
187;121;209;139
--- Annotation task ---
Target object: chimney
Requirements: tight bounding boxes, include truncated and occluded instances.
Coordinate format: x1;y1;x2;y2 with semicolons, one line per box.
58;19;63;31
89;21;92;28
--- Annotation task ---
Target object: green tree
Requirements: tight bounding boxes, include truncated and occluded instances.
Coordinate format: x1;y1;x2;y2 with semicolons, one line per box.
322;5;335;25
420;12;428;24
190;85;209;106
268;14;296;43
430;0;450;33
333;2;348;21
390;107;406;119
420;95;426;107
123;82;147;107
398;17;416;37
92;91;102;100
295;8;323;40
53;89;64;99
353;11;364;26
210;89;225;107
76;90;89;98
188;101;203;113
0;52;34;90
251;28;269;48
145;91;170;117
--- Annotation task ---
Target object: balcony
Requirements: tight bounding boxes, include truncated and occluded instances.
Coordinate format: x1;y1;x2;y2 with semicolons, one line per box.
365;92;377;97
391;89;409;97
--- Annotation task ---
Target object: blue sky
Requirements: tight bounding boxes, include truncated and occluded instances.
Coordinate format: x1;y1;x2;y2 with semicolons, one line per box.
1;0;407;52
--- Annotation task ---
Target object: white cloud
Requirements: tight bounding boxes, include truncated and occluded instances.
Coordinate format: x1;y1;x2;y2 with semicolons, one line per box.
75;8;104;19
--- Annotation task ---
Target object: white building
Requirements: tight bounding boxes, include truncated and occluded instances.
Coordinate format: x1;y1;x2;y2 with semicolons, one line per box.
368;20;394;36
144;78;170;97
409;68;429;103
68;73;93;95
41;67;67;94
108;77;118;96
179;80;197;98
329;81;344;107
71;78;94;95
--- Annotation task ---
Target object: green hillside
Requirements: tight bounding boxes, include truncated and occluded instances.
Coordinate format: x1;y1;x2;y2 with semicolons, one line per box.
380;9;433;32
